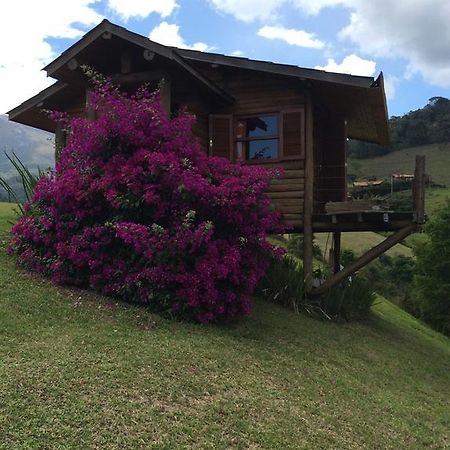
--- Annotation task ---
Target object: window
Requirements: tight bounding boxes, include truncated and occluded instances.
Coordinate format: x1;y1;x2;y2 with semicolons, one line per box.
235;114;279;161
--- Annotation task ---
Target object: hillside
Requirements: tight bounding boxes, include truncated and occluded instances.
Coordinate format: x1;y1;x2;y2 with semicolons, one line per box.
350;141;450;187
0;203;449;449
349;96;450;159
0;115;54;200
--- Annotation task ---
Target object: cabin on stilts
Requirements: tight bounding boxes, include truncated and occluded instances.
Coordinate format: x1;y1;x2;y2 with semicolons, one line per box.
8;19;426;295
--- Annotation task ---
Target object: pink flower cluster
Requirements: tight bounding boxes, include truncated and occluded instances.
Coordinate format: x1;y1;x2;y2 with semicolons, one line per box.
10;75;285;322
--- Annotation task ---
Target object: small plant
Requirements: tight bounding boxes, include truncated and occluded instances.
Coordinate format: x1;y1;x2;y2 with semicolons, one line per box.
286;233;322;259
321;276;376;321
0;152;46;215
341;249;356;267
259;255;304;313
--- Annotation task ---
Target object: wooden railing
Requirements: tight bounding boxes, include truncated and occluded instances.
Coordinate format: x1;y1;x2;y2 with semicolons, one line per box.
413;155;426;224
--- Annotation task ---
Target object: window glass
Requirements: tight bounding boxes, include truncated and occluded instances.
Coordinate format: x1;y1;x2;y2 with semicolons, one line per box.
246;116;278;138
235;114;279;161
248;139;278;160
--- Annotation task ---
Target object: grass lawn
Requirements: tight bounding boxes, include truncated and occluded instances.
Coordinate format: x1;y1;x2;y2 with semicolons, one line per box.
0;203;449;449
0;202;18;233
315;231;413;258
425;187;450;215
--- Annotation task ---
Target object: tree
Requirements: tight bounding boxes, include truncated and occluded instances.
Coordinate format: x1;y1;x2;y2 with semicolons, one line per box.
9;74;285;323
413;200;450;335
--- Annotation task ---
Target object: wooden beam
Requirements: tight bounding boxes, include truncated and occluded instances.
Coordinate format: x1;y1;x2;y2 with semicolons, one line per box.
311;223;417;296
303;90;314;292
85;89;96;121
160;78;171;115
143;49;155;61
67;58;78;71
54;124;66;161
332;232;341;274
121;51;132;74
414;155;426;224
310;220;415;233
113;70;169;86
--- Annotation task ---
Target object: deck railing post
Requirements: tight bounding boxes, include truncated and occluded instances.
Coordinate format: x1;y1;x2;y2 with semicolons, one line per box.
414;155;425;224
304;90;314;293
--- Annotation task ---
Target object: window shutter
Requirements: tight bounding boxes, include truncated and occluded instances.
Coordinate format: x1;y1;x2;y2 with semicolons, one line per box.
282;109;305;159
209;114;232;159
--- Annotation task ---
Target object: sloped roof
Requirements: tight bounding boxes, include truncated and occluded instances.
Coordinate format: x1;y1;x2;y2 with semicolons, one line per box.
8;19;389;144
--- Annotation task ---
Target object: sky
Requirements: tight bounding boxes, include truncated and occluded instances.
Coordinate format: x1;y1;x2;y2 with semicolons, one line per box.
1;0;450;118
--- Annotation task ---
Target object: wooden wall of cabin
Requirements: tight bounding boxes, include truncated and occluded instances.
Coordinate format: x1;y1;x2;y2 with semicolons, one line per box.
313;108;347;213
183;65;307;229
53;67;307;229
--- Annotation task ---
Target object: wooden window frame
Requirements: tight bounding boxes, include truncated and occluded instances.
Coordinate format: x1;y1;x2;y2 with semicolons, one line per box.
233;109;305;164
209;114;233;159
281;108;305;161
234;112;281;164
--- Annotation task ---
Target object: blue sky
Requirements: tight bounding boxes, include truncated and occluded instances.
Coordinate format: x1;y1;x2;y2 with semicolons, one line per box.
2;0;450;118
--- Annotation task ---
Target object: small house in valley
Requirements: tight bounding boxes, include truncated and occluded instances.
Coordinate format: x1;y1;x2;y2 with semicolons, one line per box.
8;20;426;294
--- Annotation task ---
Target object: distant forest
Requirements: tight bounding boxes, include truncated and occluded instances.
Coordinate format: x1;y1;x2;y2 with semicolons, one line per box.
349;96;450;158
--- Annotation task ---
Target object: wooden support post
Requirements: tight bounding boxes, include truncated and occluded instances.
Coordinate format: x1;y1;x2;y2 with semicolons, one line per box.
333;232;341;274
54;124;66;162
85;89;96;121
414;155;426;224
120;50;132;74
159;78;171;116
312;223;417;296
304;90;314;293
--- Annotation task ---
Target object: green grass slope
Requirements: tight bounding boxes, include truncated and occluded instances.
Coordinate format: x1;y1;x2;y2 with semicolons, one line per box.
0;203;449;449
315;231;413;258
351;142;450;186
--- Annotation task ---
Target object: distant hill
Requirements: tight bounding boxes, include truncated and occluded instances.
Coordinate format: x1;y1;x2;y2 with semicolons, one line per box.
0;115;54;200
349;142;450;187
350;96;450;158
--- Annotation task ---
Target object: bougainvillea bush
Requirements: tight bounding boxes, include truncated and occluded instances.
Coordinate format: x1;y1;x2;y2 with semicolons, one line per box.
9;75;285;322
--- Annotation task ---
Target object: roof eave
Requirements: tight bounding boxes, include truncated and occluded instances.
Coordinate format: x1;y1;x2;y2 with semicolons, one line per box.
43;20;233;104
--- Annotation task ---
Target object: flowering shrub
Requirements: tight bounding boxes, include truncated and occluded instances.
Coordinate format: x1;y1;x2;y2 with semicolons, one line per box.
9;74;285;322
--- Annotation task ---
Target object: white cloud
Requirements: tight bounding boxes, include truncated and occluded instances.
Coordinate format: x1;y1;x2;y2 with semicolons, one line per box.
291;0;348;15
208;0;346;22
231;50;245;57
339;1;450;87
107;0;178;20
0;0;103;114
314;54;376;76
208;0;283;22
149;22;211;51
384;75;399;101
209;0;450;89
258;25;324;49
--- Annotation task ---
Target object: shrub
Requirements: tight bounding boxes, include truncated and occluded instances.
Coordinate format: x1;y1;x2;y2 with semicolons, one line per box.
286;234;322;259
386;190;413;212
259;255;304;312
321;276;376;321
9;74;285;323
341;249;356;267
412;200;450;335
260;253;375;321
362;254;415;308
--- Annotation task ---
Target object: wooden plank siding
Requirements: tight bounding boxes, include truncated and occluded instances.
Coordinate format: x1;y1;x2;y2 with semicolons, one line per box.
313;109;347;213
184;66;306;228
53;64;308;229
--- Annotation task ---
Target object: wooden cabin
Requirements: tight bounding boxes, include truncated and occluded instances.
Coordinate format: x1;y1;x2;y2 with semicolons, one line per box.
8;20;426;294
